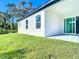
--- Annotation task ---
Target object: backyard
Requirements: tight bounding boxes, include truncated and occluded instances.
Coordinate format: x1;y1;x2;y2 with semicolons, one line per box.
0;33;79;59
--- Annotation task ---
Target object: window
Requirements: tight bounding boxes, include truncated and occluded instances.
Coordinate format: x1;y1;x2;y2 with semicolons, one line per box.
26;20;28;29
36;15;41;29
19;23;20;27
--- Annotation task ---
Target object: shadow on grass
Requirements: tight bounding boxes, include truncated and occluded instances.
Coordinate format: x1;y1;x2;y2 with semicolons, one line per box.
0;48;27;59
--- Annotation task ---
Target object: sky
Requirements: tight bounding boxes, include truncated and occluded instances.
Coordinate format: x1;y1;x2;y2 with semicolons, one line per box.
0;0;49;12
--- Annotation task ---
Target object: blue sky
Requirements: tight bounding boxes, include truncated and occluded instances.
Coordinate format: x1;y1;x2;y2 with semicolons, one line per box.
0;0;48;12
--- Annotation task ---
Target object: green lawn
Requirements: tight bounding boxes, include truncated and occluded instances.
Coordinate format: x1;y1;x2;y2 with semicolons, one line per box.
0;33;79;59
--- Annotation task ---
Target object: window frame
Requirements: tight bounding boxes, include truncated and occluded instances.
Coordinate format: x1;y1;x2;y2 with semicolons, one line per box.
36;14;41;29
26;20;28;29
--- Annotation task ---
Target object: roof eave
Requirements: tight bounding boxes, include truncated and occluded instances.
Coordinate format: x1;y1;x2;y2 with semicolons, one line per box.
17;0;60;22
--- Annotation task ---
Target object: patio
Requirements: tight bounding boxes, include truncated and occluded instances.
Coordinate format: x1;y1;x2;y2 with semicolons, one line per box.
48;35;79;43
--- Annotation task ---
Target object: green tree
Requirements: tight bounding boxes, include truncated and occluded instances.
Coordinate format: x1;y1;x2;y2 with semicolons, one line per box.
0;12;11;30
6;3;17;30
6;0;34;18
6;0;35;30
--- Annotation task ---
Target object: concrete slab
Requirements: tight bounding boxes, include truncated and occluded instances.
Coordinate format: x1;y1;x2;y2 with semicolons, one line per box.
48;35;79;43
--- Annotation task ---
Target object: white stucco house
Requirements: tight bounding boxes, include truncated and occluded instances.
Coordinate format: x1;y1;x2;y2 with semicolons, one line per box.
17;0;79;37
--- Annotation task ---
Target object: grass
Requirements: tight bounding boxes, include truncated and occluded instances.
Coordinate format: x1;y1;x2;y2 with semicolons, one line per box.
0;33;79;59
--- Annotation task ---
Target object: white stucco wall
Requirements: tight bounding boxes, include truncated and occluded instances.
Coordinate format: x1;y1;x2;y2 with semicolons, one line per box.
18;10;45;37
44;0;79;36
45;11;64;36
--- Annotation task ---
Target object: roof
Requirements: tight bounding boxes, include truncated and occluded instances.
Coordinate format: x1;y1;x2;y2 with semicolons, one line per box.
17;0;60;22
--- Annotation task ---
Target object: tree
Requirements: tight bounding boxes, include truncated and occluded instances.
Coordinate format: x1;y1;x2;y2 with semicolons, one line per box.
6;0;35;30
18;0;26;8
0;12;11;30
6;3;17;30
6;0;34;17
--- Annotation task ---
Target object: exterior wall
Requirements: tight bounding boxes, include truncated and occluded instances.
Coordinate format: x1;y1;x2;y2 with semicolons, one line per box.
18;0;79;37
45;0;79;36
18;10;45;37
45;10;64;36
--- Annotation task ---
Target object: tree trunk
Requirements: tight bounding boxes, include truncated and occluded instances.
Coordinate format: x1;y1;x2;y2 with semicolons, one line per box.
3;18;7;30
12;17;15;30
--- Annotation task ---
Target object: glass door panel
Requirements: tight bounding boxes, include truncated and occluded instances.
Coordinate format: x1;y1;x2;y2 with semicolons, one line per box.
76;16;79;34
72;23;75;33
72;18;75;33
64;19;67;33
64;17;75;34
67;18;72;33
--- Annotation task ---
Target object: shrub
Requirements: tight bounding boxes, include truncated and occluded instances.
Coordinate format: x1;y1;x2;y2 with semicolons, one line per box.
0;29;3;34
0;29;17;34
0;29;8;34
8;30;17;33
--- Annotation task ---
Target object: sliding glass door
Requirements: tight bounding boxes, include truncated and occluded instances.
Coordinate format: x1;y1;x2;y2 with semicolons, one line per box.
76;16;79;34
64;16;79;34
64;17;75;34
